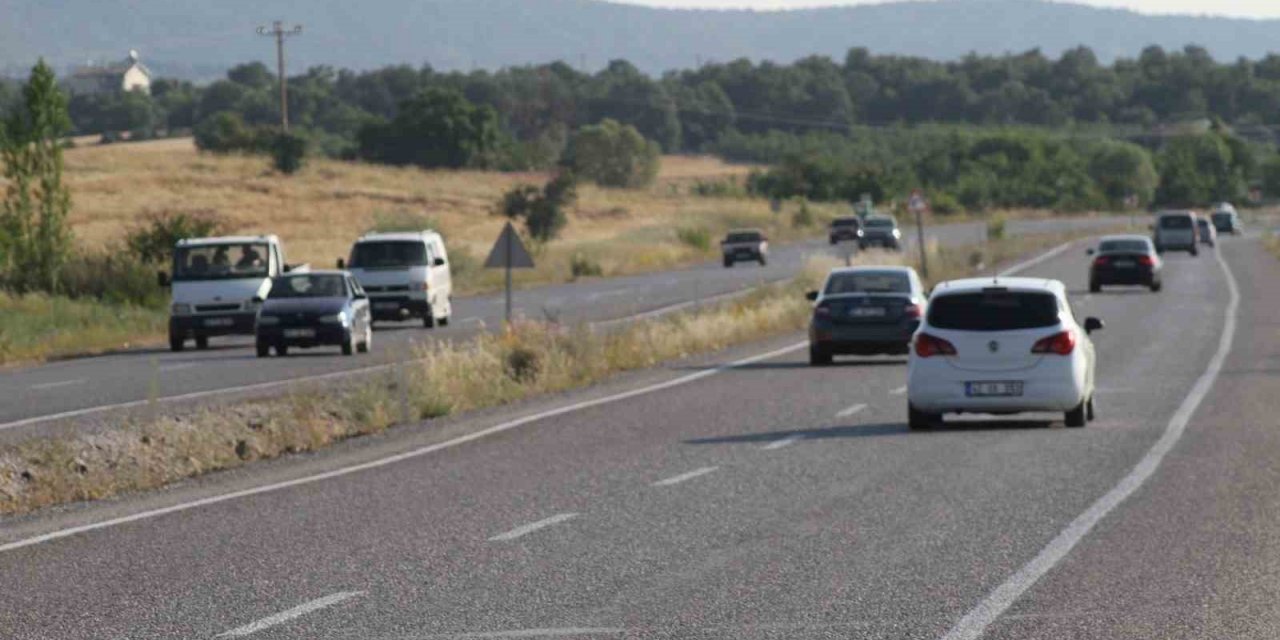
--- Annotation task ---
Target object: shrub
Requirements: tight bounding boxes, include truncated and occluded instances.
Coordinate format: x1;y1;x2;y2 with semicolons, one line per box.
57;250;164;307
928;191;963;216
126;210;226;265
691;178;746;198
193;111;256;153
270;131;308;175
498;173;577;242
675;227;712;251
562;119;660;188
791;199;816;228
569;254;604;279
987;215;1007;240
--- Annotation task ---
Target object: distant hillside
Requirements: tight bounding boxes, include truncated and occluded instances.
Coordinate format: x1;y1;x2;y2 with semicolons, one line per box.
2;0;1279;79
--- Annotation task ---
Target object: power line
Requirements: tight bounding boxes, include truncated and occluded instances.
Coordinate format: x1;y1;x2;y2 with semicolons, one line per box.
257;20;302;132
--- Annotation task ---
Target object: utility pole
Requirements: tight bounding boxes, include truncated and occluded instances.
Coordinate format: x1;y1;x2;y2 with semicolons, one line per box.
257;20;302;132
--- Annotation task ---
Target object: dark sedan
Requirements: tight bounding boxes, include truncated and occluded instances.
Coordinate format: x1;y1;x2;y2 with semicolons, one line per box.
859;215;903;250
805;266;925;365
1088;235;1162;293
828;217;864;245
255;271;373;357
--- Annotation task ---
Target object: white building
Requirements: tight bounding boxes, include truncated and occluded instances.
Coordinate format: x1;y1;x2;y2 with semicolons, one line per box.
66;50;151;95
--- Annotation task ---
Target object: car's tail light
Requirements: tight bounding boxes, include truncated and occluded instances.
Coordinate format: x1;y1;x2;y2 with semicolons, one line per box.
1138;255;1155;267
1031;330;1076;356
1093;256;1109;266
814;304;832;318
904;303;923;319
915;333;957;358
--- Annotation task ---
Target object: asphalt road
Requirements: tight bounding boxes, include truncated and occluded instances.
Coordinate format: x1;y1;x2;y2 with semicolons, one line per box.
2;232;1272;639
0;217;1121;435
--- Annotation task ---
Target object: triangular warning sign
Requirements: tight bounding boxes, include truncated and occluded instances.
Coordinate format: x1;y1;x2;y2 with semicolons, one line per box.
484;221;535;269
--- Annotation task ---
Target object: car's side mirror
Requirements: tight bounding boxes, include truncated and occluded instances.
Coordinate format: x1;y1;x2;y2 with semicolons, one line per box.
1084;317;1104;334
336;258;346;270
805;291;819;301
1086;248;1095;256
157;271;170;287
433;257;446;267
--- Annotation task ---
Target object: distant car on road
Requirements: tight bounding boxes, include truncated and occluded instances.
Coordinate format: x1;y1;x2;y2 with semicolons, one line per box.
341;231;453;328
805;266;925;365
255;271;372;358
1088;235;1162;293
1152;211;1199;256
721;229;768;267
859;215;902;250
1195;216;1217;247
828;216;864;245
1210;205;1243;235
907;277;1103;430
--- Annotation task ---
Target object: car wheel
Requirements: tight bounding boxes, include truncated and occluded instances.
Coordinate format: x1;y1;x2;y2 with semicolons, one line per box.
423;312;435;329
1089;280;1101;293
1086;395;1096;422
256;342;270;358
1150;280;1162;292
723;258;733;268
809;345;833;366
758;256;768;267
341;331;355;356
908;404;939;431
1065;400;1087;428
275;344;288;357
169;333;184;352
195;336;209;350
358;325;372;353
1190;247;1199;257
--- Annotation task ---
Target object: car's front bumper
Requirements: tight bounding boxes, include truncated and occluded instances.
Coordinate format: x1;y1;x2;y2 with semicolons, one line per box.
170;312;257;338
368;295;431;320
256;324;348;347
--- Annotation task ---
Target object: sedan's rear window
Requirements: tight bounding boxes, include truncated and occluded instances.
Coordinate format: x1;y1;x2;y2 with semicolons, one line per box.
1159;215;1193;229
928;291;1060;331
725;232;762;243
831;218;860;228
865;218;896;229
1098;239;1150;253
825;272;910;294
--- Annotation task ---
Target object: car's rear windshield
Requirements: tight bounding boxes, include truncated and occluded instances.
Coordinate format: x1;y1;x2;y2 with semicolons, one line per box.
825;272;910;294
269;274;347;299
725;232;762;242
1211;212;1232;221
1098;239;1150;253
865;218;895;228
1159;215;1193;229
831;218;859;228
349;241;427;268
928;291;1060;331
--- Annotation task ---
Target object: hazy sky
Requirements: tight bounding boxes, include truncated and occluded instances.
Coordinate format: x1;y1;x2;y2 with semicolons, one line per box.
615;0;1280;19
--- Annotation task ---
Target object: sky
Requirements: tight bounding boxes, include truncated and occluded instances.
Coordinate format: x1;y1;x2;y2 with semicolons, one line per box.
614;0;1280;19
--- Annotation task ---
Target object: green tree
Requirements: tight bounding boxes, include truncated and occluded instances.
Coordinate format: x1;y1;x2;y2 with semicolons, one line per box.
1086;141;1159;208
1156;133;1244;206
0;60;73;293
562;119;660;188
193;111;257;153
270;131;308;175
498;172;577;242
356;87;503;168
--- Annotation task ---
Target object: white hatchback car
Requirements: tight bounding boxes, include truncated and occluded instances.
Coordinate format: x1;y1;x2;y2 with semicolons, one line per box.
907;277;1103;430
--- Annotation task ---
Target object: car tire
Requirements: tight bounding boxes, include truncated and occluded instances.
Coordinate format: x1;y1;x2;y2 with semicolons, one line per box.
195;336;209;350
256;342;270;358
1065;400;1087;428
341;331;355;356
809;345;833;366
1190;247;1199;257
723;258;733;268
1086;395;1096;422
423;313;435;329
169;333;184;352
358;325;371;353
908;404;939;431
275;344;288;357
758;256;767;267
1150;280;1162;292
1089;280;1101;293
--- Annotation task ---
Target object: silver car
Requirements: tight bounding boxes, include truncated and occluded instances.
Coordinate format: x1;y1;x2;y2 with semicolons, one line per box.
1152;211;1199;256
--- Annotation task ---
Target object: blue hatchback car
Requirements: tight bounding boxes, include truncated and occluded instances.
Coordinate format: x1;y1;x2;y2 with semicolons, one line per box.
255;271;373;357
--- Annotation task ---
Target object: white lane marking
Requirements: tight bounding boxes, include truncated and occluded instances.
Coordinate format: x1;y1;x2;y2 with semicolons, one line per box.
158;362;197;372
456;316;483;325
761;435;805;451
29;379;86;391
889;386;907;396
997;241;1075;277
940;243;1240;640
651;466;718;487
488;513;579;542
0;342;805;554
836;403;868;418
216;591;364;638
443;629;625;638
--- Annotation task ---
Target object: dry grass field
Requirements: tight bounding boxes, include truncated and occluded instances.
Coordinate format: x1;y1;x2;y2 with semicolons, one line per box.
64;139;821;292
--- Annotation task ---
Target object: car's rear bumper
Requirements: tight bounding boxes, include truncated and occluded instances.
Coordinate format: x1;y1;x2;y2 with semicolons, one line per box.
170;312;257;337
908;359;1087;413
811;322;917;355
1091;266;1156;285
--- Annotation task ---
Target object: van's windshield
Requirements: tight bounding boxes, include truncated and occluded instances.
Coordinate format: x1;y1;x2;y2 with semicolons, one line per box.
173;243;269;281
349;241;428;269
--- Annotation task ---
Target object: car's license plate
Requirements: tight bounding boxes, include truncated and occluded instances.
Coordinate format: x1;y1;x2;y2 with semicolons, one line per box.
966;381;1023;397
1114;260;1135;268
284;328;315;339
203;317;234;327
374;302;400;310
850;306;887;317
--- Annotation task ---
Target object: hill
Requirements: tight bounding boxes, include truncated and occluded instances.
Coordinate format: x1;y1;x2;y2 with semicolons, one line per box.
1;0;1279;79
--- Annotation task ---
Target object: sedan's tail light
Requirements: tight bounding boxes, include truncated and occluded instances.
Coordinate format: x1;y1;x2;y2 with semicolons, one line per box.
814;304;832;318
1031;330;1076;356
1093;256;1109;266
904;303;923;319
1138;255;1155;267
915;333;957;358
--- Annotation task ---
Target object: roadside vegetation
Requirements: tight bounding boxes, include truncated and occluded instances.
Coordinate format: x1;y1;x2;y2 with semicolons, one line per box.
0;227;1126;516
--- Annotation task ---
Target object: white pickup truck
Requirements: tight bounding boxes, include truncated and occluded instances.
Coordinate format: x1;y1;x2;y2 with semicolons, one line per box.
158;235;306;351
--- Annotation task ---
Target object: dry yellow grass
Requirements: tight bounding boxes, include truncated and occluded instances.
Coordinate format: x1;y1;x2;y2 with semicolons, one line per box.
64;140;798;292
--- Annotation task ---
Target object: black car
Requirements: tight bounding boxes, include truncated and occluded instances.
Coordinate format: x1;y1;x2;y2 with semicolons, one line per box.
805;266;926;365
255;271;373;357
828;217;864;245
1088;235;1162;293
859;215;902;250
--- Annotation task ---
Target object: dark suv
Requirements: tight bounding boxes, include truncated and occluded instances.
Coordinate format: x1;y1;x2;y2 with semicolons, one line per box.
828;217;863;244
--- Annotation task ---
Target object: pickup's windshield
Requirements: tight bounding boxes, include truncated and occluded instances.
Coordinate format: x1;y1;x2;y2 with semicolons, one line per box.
268;274;347;299
173;243;269;281
349;241;428;269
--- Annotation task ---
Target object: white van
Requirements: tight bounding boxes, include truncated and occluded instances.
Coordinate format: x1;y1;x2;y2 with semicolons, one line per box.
341;231;453;327
160;235;300;351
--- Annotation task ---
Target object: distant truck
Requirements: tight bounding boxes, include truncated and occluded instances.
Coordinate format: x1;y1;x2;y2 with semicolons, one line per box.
721;229;769;268
158;235;306;351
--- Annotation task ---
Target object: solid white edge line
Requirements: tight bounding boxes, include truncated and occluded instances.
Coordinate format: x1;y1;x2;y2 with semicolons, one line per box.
0;342;806;554
488;513;580;542
997;241;1074;277
216;591;364;638
939;243;1240;640
835;403;868;418
29;379;86;391
889;386;907;395
588;277;793;329
651;466;719;487
446;628;626;638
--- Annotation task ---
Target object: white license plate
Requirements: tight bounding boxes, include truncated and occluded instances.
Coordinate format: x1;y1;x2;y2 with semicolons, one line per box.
284;328;315;339
1113;260;1136;268
374;302;400;310
850;307;887;317
203;317;234;327
966;381;1024;397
